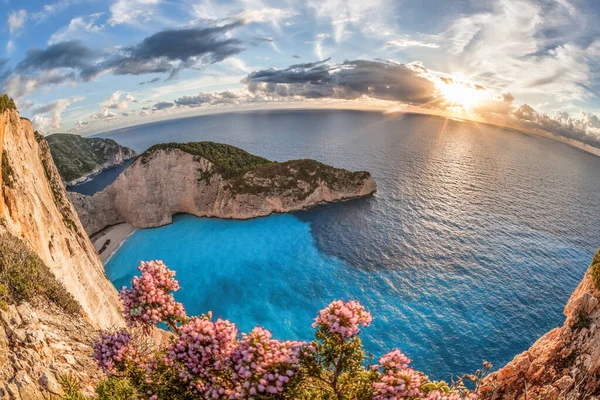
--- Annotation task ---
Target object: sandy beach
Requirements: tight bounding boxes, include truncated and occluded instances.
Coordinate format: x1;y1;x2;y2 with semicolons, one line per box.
91;223;136;264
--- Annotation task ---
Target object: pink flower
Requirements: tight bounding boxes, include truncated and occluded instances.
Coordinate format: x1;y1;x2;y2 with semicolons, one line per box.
313;299;372;339
93;330;139;376
120;261;186;331
165;316;238;397
373;349;422;400
230;327;304;398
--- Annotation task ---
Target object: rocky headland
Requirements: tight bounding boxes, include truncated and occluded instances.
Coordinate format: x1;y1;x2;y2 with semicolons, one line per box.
46;133;137;186
68;142;377;236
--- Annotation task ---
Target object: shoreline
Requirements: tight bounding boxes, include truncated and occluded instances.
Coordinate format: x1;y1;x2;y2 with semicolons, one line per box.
91;223;136;264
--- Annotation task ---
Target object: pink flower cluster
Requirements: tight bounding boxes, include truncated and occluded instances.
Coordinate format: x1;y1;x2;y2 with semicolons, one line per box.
230;327;304;398
373;349;423;400
120;261;186;331
313;299;373;338
167;316;238;398
93;330;138;376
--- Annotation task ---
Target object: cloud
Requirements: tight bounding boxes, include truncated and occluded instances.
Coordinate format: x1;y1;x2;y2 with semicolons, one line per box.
17;41;94;73
8;9;27;35
234;7;295;24
139;77;161;85
90;108;118;120
314;33;330;60
4;22;245;98
444;0;597;101
510;104;600;147
2;70;76;99
174;90;241;107
108;0;161;26
31;97;82;133
48;13;105;45
101;91;135;110
386;39;439;49
81;22;244;80
153;101;174;110
243;59;437;104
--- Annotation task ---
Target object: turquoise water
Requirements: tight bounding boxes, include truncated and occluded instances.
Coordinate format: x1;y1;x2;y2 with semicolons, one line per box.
101;110;600;379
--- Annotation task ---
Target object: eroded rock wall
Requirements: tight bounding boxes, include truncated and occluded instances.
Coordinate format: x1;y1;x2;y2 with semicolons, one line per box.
70;148;377;235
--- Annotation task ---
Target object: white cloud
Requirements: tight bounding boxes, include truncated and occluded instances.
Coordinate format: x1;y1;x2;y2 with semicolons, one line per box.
444;0;596;102
307;0;393;43
31;97;82;133
48;13;105;45
108;0;161;26
386;39;439;49
6;40;15;54
101;90;135;110
8;9;27;35
314;33;330;60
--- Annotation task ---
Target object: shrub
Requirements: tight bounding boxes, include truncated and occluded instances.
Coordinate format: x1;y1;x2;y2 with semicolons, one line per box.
138;142;272;177
0;231;80;314
93;260;484;399
0;94;17;113
2;150;15;188
592;262;600;292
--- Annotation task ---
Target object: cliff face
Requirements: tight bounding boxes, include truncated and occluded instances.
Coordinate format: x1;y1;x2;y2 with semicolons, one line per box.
481;251;600;400
69;144;377;235
46;133;137;186
0;111;123;328
0;109;125;398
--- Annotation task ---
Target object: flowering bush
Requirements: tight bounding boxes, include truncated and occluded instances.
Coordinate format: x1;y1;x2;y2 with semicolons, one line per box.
93;260;487;399
373;350;422;399
93;330;139;376
119;260;186;332
313;299;373;339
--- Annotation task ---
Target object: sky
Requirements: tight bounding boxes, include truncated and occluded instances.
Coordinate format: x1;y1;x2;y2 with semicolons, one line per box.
1;0;600;146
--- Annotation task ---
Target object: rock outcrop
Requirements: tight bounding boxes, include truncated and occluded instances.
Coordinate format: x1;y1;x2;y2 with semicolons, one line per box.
0;108;125;398
69;142;377;235
481;250;600;400
46;133;137;186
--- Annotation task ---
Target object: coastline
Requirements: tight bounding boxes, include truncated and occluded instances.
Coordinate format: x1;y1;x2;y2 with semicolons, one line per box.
91;223;136;264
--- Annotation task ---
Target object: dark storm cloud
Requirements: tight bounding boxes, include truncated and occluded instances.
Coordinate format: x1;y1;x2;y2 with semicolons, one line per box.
5;22;245;97
153;101;174;110
243;59;437;104
17;41;94;72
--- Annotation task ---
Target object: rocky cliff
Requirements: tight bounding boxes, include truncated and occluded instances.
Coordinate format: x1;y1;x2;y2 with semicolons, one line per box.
69;142;377;235
46;133;137;186
0;108;124;398
481;250;600;400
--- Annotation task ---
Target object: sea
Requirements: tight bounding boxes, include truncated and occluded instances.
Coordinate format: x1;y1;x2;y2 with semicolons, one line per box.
71;109;600;379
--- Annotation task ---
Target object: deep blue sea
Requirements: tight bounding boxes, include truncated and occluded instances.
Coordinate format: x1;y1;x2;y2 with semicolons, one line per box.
90;110;600;380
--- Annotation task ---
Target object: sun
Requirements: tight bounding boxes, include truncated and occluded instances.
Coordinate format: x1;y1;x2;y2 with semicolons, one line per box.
438;81;484;110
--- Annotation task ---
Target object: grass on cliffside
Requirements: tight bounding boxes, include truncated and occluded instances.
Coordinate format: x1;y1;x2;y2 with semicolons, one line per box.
2;150;15;188
592;248;600;292
0;231;80;314
138;142;272;177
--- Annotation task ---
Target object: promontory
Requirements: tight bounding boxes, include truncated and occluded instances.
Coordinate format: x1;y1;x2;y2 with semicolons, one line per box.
68;142;377;235
46;133;137;186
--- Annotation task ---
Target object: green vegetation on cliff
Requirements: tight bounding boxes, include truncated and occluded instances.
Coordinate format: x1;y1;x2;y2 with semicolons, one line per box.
0;94;16;113
47;134;137;183
0;231;80;314
2;150;15;188
229;158;372;199
138;141;272;177
592;249;600;291
138;142;372;200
